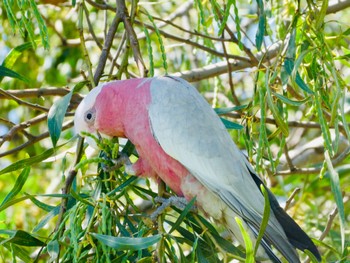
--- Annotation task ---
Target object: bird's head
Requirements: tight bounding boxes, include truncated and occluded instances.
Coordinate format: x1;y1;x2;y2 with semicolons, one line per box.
74;84;111;148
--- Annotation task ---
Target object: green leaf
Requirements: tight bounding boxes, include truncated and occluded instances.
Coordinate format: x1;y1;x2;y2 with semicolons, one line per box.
214;104;248;114
255;0;265;51
169;197;196;234
283;58;314;94
254;185;270;257
29;0;50;49
0;42;33;83
48;89;73;147
0;230;45;247
315;0;328;30
324;151;346;252
266;83;289;136
235;217;254;263
90;233;161;250
0;65;29;83
211;232;245;258
27;194;56;212
47;239;60;262
220;118;243;130
0;167;30;209
33;205;61;232
0;146;61;175
273;92;309;106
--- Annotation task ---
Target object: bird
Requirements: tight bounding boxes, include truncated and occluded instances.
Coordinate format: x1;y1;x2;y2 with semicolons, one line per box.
74;76;321;262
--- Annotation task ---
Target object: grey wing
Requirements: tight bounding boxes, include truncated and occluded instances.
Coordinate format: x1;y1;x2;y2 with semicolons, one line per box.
148;76;299;262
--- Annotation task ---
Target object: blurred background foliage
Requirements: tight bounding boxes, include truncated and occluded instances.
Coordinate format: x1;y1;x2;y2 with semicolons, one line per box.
0;0;349;262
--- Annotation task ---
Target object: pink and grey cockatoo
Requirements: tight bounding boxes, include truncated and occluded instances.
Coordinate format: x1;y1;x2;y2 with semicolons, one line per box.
74;76;320;262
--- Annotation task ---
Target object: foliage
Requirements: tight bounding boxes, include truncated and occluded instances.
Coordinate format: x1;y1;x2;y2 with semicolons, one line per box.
0;0;350;262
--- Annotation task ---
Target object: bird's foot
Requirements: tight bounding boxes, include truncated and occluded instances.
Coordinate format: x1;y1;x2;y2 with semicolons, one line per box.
150;196;197;221
103;152;135;175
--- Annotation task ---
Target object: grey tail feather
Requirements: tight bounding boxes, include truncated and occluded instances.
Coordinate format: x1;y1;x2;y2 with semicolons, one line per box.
248;169;321;262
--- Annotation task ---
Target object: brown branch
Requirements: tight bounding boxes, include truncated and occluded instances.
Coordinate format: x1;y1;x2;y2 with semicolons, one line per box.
117;0;147;77
136;20;252;64
171;40;282;82
0;121;74;158
94;14;122;84
85;0;115;11
327;0;350;14
221;39;240;106
0;88;49;112
276;145;350;175
284;188;300;211
0;114;47;148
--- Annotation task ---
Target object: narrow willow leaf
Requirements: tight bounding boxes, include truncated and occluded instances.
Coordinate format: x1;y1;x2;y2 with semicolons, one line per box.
0;147;56;175
169;197;196;234
48;89;73;147
235;217;254;263
47;239;60;262
214;104;248;114
27;195;55;212
324;150;346;252
29;0;50;49
0;230;45;247
295;72;314;94
218;0;233;36
232;0;243;50
107;176;137;196
315;0;329;30
143;26;154;77
0;167;30;209
1;241;33;262
194;0;206;26
256;15;265;51
0;65;29;83
196;244;210;263
143;10;167;73
304;248;321;263
90;233;161;250
211;232;245;258
314;91;333;156
254;185;270;257
0;42;33;83
33;205;66;233
220;118;243;130
21;11;37;49
284;59;314;94
266;83;289;136
273;92;309;106
255;0;265;51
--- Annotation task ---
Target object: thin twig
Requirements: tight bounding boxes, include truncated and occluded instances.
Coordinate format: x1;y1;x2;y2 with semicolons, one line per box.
284;188;300;211
0;114;47;148
117;0;147;77
0;88;49;112
0;121;74;158
94;15;122;84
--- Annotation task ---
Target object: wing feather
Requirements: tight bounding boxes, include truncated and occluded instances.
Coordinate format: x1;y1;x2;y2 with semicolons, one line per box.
148;76;299;262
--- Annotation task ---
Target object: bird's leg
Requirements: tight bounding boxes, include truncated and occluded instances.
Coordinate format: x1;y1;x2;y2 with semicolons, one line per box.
150;196;197;221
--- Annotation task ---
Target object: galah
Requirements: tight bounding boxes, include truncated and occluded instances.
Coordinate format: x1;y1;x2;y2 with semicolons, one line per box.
74;76;320;262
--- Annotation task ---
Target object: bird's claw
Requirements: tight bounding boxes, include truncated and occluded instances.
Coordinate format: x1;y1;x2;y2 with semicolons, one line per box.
150;196;197;221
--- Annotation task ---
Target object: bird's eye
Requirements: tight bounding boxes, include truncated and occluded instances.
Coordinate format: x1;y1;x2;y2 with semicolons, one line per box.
84;109;96;123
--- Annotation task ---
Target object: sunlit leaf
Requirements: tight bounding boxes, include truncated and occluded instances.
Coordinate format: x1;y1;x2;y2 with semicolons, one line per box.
0;148;56;175
48;89;73;147
91;233;161;250
0;167;30;209
0;230;45;247
0;65;29;83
